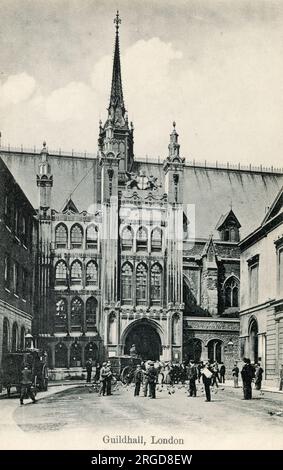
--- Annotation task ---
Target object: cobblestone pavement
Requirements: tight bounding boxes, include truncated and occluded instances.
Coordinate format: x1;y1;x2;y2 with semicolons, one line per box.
1;382;283;450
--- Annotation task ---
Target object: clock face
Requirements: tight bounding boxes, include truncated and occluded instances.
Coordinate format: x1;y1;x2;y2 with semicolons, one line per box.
136;174;149;190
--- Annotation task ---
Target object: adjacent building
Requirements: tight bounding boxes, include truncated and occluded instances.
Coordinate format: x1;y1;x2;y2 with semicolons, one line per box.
239;185;283;385
0;157;37;368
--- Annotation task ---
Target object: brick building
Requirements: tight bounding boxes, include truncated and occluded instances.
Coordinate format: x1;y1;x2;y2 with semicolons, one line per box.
1;14;283;377
0;157;37;369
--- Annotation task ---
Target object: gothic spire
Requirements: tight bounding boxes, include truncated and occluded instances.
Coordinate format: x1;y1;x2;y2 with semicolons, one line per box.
108;11;125;118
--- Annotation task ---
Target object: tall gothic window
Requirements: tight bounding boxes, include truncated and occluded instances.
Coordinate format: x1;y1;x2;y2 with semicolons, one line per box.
55;224;68;249
13;262;20;294
71;261;82;286
12;322;18;352
121;263;133;303
86;261;98;286
55;298;67;326
55;261;67;286
136;227;148;251
151;228;162;252
151;263;162;302
70;224;83;249
71;297;83;328
4;254;11;290
86;225;98;249
121;226;133;251
2;318;10;354
224;277;239;308
136;263;147;304
86;297;97;326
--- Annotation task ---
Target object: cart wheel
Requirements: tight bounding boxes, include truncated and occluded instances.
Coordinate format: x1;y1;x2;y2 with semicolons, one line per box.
121;366;132;384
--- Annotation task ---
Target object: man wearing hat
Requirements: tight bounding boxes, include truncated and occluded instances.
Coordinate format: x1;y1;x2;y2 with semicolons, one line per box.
241;358;255;400
106;361;113;396
99;362;109;396
147;361;158;399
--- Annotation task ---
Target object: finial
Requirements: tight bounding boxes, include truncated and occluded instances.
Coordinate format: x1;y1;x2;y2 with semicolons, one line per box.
114;10;121;33
43;141;46;148
173;121;176;129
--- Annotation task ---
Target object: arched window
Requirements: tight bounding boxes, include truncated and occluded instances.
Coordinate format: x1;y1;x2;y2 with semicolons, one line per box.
108;313;117;344
86;225;98;249
70;224;83;249
86;297;97;327
55;261;67;286
70;342;82;367
136;227;148;251
55;298;67;327
121;263;133;303
12;322;18;352
55;342;67;368
121;226;133;251
136;263;147;304
70;261;82;286
55;224;68;249
20;326;26;350
151;228;162;252
224;277;239;308
172;314;179;345
71;297;83;328
86;261;98;286
2;318;10;354
151;263;162;302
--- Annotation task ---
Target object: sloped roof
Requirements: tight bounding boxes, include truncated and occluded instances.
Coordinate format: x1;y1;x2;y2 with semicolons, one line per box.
261;184;283;226
1;152;282;239
215;209;241;231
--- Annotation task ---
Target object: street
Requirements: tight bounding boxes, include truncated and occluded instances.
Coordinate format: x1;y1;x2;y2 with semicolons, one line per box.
0;381;283;450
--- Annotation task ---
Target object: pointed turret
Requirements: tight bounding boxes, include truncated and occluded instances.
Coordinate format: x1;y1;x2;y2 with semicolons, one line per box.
98;11;134;181
108;11;125;122
163;122;185;203
37;141;53;212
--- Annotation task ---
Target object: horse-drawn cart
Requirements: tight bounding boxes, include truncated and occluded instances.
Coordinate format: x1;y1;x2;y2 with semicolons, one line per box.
108;355;141;384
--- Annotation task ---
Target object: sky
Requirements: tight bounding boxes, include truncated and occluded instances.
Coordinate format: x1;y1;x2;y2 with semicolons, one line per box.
0;0;283;166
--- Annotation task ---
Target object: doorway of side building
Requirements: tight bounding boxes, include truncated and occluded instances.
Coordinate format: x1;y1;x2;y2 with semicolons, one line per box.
184;338;202;363
124;320;162;361
249;318;259;363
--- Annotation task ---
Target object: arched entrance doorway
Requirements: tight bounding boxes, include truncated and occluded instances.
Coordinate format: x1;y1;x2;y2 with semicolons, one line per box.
124;320;162;361
207;339;223;363
249;318;258;363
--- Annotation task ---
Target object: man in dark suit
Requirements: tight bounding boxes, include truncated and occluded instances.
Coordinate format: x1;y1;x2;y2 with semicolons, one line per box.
20;366;36;405
85;358;93;383
133;365;143;396
201;362;213;402
241;358;255;399
187;360;198;397
147;362;158;399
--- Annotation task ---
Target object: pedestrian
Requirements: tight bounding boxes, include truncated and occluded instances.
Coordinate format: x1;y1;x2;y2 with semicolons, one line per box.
279;364;283;391
99;362;109;396
133;365;143;396
95;363;101;382
241;358;255;400
211;362;219;389
106;361;113;396
187;360;198;397
197;361;203;383
219;362;226;383
232;363;239;388
201;362;213;402
254;362;264;395
147;361;158;399
20;366;36;405
85;358;93;383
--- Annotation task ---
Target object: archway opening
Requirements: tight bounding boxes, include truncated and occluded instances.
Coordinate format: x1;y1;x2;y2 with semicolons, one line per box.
207;339;223;363
55;343;68;368
184;338;202;362
249;319;258;363
124;320;162;361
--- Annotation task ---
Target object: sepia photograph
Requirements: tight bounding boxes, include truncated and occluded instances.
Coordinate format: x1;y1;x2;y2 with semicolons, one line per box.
0;0;283;456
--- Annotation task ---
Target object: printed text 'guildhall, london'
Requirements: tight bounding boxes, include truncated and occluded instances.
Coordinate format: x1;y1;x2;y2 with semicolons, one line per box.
1;13;283;381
